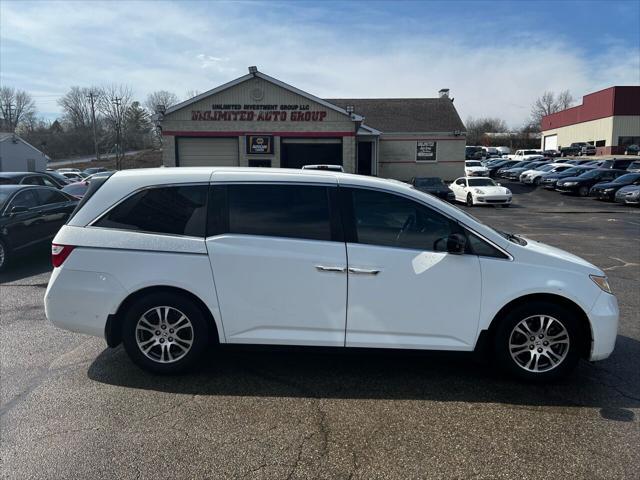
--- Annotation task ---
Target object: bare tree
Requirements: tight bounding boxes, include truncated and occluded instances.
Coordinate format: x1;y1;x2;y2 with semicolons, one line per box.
530;90;574;127
0;87;36;131
145;90;179;113
58;86;96;129
465;117;508;145
98;84;133;168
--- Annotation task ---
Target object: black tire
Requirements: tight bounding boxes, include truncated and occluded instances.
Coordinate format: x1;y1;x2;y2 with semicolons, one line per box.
121;291;211;374
466;193;474;207
0;239;8;272
533;177;542;186
578;185;589;197
493;300;582;382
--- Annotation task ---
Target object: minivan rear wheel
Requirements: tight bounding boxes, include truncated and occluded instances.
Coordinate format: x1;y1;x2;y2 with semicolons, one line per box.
493;301;581;381
122;292;209;374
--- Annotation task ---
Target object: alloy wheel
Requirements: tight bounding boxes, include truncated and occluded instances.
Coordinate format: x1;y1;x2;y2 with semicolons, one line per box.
466;194;473;207
508;315;570;373
135;306;194;364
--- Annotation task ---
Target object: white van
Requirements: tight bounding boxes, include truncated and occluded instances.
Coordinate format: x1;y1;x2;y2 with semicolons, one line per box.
45;168;618;380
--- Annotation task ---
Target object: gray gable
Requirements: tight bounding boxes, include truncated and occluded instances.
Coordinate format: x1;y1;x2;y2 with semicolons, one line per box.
325;98;466;133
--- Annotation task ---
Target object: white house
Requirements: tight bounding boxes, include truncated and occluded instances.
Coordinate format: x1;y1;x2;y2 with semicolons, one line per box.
0;132;48;172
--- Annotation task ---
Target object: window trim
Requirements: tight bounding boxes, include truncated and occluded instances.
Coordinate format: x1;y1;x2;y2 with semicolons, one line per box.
88;182;210;239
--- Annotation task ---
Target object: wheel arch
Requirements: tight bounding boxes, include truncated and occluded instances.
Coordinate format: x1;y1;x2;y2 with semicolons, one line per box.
477;293;593;358
105;285;220;348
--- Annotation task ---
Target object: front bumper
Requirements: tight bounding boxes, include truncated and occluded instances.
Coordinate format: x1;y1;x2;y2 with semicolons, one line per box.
590;189;615;200
555;185;579;193
615;193;640;204
588;291;619;361
474;195;512;204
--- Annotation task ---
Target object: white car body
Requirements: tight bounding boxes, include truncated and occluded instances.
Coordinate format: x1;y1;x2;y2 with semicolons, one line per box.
520;163;573;184
507;149;543;161
44;167;618;374
449;176;512;206
464;161;489;177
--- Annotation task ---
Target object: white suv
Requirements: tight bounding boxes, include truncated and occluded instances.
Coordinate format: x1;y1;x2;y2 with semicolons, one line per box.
45;168;618;380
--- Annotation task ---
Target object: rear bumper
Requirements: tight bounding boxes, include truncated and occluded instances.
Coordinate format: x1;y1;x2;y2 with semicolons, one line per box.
587;291;619;361
45;267;126;338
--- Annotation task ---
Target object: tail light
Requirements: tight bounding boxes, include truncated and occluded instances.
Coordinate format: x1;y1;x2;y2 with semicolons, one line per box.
51;244;75;268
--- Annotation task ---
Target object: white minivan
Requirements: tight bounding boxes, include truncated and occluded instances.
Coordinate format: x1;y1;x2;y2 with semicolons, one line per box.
45;168;618;380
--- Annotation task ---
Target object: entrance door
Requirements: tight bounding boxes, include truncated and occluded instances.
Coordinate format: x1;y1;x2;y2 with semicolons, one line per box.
357;142;373;175
342;187;481;350
206;180;347;346
281;138;343;169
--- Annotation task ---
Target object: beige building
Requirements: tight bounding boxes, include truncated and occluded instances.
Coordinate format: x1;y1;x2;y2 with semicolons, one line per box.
160;67;466;181
541;86;640;155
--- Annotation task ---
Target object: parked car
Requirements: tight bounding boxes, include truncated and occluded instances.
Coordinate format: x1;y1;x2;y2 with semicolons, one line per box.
487;160;520;177
496;160;532;177
589;173;640;201
465;146;483;160
498;160;548;180
495;146;511;156
481;147;501;159
580;144;596;156
60;172;85;182
0;185;78;271
559;142;589;157
62;180;90;199
508;150;543;161
45;168;618;380
598;158;634;170
540;166;596;189
83;167;109;176
411;177;454;201
520;163;573;185
449;176;511;207
555;169;627;196
464;160;489;177
301;164;344;172
614;185;640;205
0;171;66;189
624;144;639;156
626;160;640;172
542;150;561;158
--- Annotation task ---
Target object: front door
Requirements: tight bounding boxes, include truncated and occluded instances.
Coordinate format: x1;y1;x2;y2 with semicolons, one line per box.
206;181;347;346
342;187;481;350
357;142;373;175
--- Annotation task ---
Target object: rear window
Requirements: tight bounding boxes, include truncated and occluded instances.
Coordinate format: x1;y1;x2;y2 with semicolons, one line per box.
225;184;331;241
94;185;208;237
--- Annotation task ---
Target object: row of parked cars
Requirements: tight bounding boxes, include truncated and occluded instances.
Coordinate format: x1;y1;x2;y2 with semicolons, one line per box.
0;166;112;271
487;156;640;205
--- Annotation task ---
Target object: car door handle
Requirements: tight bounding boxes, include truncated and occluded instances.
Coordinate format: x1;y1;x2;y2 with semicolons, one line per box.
348;267;380;275
315;265;346;273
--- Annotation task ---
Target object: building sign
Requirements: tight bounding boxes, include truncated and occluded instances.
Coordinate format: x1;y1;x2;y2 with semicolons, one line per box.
191;104;328;122
416;141;437;161
247;135;273;155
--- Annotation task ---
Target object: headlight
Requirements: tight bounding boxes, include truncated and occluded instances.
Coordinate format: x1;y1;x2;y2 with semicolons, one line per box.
604;188;615;192
563;182;578;186
504;189;511;195
474;188;483;194
590;275;612;294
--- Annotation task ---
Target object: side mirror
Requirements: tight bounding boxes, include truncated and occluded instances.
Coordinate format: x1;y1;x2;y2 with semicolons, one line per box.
10;205;29;215
434;233;467;254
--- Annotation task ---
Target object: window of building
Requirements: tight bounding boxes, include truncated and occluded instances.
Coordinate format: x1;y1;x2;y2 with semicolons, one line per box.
350;188;456;251
619;136;640;147
95;185;208;237
226;184;331;241
595;140;606;147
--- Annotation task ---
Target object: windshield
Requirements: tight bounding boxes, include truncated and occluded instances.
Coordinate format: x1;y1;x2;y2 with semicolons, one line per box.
578;169;602;179
563;167;591;175
537;165;555;172
468;178;496;187
465;161;482;167
62;183;89;195
414;177;443;187
614;173;640;183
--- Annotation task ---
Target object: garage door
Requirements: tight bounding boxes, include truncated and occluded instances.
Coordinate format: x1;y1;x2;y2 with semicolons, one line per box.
177;137;239;167
281;138;342;169
543;134;558;151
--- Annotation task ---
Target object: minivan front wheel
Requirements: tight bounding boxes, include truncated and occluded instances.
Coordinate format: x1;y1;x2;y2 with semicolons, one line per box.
493;301;581;381
122;292;209;374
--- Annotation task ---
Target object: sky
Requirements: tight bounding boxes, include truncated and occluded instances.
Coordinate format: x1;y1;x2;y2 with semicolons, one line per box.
1;0;639;128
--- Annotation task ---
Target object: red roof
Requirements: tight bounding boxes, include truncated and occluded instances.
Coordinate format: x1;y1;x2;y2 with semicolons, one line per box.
541;86;640;131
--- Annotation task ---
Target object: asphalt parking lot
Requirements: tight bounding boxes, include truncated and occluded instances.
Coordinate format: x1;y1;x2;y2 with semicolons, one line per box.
1;183;639;479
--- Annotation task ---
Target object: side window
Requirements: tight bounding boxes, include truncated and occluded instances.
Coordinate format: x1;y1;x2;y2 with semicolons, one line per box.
10;190;39;209
22;176;45;186
37;189;69;205
455;179;464;186
225;184;331;241
350;188;456;251
466;231;508;259
94;185;207;237
41;176;58;188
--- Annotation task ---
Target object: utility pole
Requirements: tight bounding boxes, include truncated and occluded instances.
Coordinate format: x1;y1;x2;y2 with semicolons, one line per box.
87;91;100;161
112;97;122;170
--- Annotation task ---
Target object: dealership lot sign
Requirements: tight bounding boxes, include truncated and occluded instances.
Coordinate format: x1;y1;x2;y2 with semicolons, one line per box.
191;104;328;122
